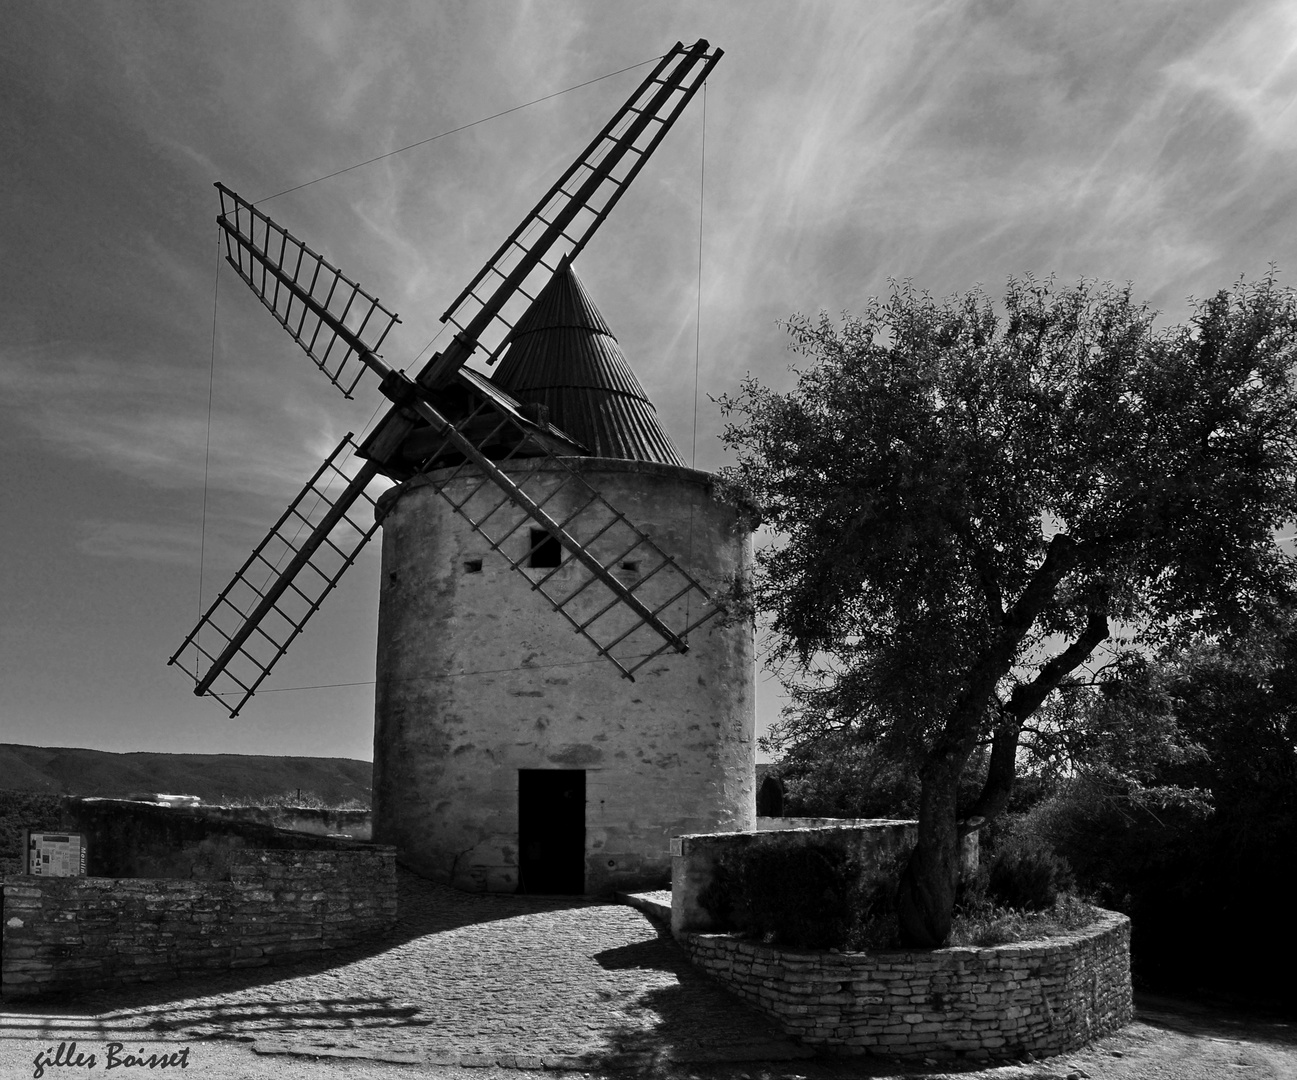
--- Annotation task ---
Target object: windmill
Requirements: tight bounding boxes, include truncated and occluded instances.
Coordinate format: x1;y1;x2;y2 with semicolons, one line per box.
169;41;725;718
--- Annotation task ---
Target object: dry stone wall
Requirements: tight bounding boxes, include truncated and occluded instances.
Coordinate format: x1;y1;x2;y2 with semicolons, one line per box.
680;911;1132;1060
2;847;396;1000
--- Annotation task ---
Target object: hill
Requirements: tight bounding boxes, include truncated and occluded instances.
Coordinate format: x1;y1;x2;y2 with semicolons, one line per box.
0;743;372;806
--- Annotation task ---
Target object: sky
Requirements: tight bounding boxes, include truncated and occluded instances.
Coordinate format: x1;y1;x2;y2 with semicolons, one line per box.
3;0;1297;763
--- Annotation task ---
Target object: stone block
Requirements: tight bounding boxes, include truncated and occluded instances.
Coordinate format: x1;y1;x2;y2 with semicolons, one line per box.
877;1034;912;1046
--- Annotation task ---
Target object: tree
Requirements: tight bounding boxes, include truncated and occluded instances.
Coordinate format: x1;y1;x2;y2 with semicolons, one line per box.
718;274;1297;946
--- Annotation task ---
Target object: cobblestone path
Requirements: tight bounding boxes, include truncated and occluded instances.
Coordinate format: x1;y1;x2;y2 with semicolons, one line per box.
5;872;801;1067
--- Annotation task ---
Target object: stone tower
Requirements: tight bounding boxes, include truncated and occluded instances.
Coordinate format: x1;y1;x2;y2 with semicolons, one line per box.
371;264;755;894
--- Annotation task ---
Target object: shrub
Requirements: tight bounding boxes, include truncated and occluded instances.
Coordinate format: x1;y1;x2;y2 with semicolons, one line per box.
767;738;996;821
0;790;65;873
743;846;858;948
776;740;921;819
986;835;1076;912
704;844;860;949
949;894;1100;947
698;837;1095;952
698;841;908;950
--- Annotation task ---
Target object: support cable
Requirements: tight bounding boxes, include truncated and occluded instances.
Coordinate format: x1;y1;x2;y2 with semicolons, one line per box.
691;81;707;471
194;225;223;677
684;81;708;643
254;55;663;206
217;650;660;698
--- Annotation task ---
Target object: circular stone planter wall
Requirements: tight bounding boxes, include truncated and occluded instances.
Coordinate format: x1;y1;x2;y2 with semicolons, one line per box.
680;910;1131;1061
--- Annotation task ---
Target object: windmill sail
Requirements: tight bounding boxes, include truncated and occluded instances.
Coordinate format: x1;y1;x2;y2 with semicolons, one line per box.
168;435;385;716
215;183;401;398
419;38;721;386
175;40;724;710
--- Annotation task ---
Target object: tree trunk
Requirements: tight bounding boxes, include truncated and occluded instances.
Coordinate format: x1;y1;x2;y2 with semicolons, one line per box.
896;756;962;947
892;538;1093;946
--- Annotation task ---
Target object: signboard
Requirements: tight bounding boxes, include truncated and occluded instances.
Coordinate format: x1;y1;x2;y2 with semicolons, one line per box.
23;831;87;877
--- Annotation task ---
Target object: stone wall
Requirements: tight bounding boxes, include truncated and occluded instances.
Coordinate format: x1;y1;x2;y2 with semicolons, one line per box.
62;798;371;879
0;795;372;877
187;804;372;840
680;911;1132;1060
2;847;396;1000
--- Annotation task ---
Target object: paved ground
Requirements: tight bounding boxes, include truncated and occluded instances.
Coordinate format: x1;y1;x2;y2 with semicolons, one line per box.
1;872;802;1070
4;1002;1295;1080
2;874;1294;1079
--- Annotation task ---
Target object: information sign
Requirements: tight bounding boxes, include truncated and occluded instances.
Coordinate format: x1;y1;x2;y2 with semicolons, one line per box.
23;831;87;876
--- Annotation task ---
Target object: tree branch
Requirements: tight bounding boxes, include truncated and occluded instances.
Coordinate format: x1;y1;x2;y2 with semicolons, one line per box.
960;597;1110;834
1002;534;1078;635
1007;599;1111;722
928;533;1080;769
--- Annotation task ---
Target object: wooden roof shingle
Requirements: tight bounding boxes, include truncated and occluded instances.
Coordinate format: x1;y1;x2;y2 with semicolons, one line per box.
490;263;686;467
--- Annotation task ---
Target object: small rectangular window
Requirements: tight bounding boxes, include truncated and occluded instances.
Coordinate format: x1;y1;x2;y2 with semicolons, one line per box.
528;528;562;568
619;561;639;573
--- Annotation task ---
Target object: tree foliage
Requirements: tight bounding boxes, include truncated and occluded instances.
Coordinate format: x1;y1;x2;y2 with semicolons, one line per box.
1026;614;1297;999
720;274;1297;945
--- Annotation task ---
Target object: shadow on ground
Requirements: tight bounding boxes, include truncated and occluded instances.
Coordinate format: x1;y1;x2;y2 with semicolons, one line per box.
592;921;806;1066
0;869;596;1028
1135;993;1297;1048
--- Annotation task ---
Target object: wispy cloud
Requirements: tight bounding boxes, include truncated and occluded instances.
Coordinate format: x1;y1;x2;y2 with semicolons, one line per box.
0;341;366;498
1163;2;1297;151
76;519;203;565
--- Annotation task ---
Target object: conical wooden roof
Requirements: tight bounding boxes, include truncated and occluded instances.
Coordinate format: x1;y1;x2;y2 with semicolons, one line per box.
491;263;686;467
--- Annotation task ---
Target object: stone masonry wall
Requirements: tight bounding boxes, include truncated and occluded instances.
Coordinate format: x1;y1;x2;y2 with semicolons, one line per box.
374;459;755;896
188;804;372;840
62;798;371;879
680;911;1132;1060
1;847;396;1000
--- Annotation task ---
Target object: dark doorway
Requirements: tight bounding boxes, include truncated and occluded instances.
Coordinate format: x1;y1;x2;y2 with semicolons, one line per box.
756;774;785;817
518;769;586;894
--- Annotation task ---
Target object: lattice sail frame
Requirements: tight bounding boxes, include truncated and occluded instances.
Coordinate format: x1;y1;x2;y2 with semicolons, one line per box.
172;40;725;713
420;39;721;385
404;384;723;679
216;184;401;397
169;436;386;715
